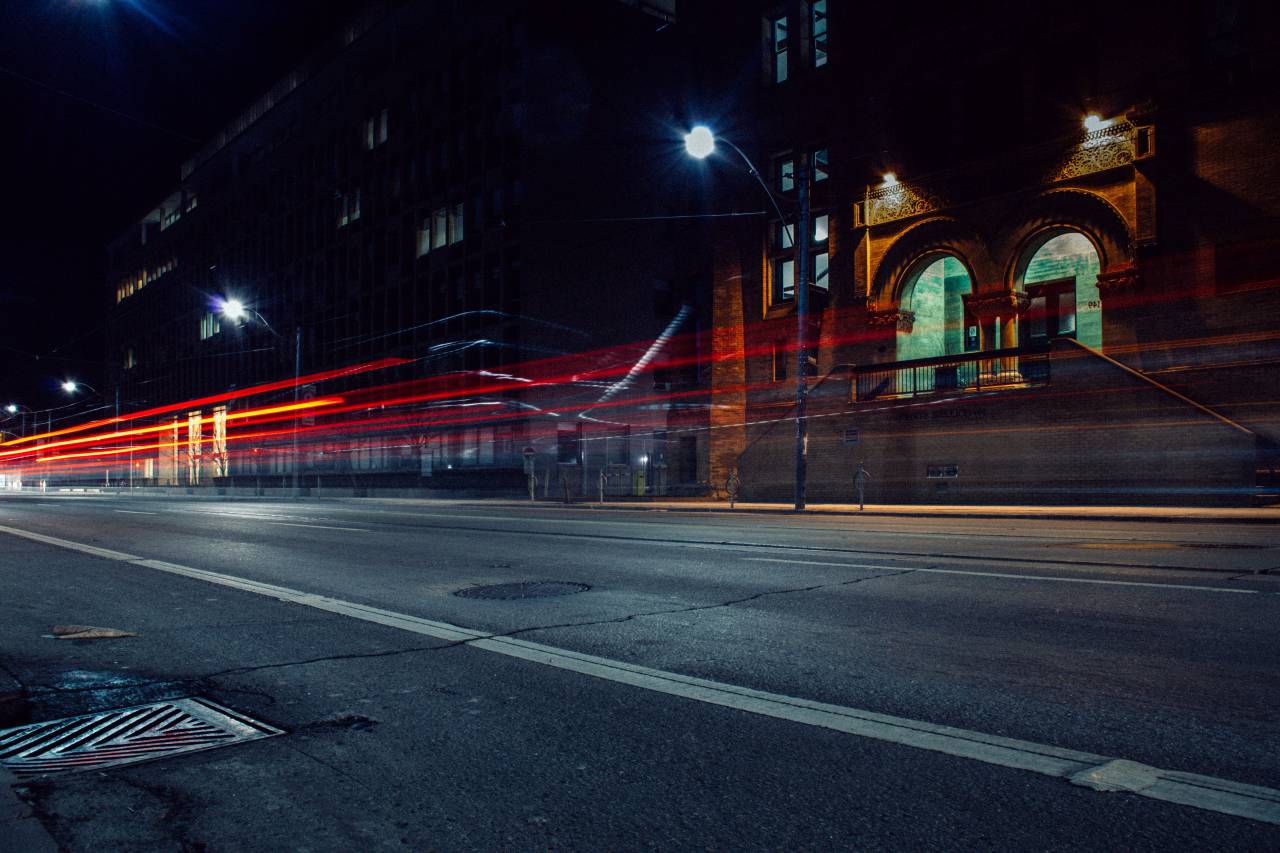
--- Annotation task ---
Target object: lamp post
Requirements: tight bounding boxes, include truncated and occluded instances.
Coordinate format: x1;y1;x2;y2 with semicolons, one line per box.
684;126;812;511
4;403;27;438
63;379;124;487
219;298;303;498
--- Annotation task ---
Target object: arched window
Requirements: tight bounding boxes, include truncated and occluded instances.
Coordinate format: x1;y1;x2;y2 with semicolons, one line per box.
897;255;973;361
1020;231;1102;349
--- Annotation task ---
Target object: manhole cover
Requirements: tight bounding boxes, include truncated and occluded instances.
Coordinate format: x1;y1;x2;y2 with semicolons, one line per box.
0;697;283;778
456;581;590;600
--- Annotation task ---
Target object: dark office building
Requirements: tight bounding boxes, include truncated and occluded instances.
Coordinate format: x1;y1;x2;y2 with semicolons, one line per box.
104;0;711;493
694;0;1280;504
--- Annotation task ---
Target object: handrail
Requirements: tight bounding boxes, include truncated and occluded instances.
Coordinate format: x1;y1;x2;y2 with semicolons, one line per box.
850;344;1048;375
1058;338;1255;437
852;346;1050;402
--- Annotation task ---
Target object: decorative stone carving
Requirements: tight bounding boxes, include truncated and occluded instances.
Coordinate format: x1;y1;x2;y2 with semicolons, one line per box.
864;183;944;227
1095;263;1142;295
868;309;916;333
1051;122;1136;182
963;291;1031;319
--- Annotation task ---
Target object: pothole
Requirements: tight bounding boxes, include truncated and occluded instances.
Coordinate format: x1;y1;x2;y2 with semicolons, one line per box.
455;581;590;600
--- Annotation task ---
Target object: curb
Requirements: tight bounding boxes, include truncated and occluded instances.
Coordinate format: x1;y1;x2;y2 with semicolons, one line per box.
434;500;1280;526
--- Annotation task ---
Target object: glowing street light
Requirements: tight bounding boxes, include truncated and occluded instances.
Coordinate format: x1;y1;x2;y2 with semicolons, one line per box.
683;125;715;160
219;298;248;322
881;172;899;188
4;404;16;415
684;125;812;511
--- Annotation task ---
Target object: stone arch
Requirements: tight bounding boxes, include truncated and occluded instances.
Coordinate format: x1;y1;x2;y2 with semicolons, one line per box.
895;253;975;361
995;189;1133;287
870;217;995;309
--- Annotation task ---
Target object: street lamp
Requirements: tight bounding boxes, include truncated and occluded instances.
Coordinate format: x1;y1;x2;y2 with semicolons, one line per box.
219;296;303;497
684;126;813;511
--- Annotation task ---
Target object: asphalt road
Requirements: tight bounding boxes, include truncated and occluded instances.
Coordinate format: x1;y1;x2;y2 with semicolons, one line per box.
1;494;1278;851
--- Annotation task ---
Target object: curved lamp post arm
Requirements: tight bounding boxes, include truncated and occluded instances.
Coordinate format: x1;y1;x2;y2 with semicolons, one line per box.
715;138;794;243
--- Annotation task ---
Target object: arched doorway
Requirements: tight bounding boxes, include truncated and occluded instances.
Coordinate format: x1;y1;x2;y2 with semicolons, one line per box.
896;254;974;361
1018;231;1102;349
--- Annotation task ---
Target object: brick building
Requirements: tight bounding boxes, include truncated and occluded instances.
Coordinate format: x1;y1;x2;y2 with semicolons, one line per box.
692;0;1280;504
102;0;712;494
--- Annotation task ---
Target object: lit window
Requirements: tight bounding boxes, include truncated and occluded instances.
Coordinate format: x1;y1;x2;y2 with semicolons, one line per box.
778;221;794;250
771;15;789;84
417;220;431;256
124;348;137;370
770;211;830;304
811;1;828;68
814;147;829;182
432;207;448;249
378;108;389;144
364;117;376;150
776;258;795;302
449;202;464;244
200;312;221;340
351;189;361;221
778;158;795;192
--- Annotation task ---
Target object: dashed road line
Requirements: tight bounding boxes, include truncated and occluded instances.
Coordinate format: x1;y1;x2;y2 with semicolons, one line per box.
1;521;1277;826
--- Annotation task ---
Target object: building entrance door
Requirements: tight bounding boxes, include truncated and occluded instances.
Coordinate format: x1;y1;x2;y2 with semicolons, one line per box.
1023;279;1077;343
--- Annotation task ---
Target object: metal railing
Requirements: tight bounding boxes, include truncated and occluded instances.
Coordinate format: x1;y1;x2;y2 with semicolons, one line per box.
852;345;1050;402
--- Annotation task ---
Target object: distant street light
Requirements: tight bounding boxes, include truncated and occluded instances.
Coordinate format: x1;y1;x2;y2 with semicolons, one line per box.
684;125;812;511
61;380;97;395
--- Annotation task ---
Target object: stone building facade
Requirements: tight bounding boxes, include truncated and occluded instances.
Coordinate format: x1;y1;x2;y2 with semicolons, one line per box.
694;0;1280;504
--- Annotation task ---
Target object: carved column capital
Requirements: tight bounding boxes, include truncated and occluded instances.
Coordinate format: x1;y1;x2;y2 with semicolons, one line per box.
963;290;1030;319
1096;263;1142;295
868;309;916;333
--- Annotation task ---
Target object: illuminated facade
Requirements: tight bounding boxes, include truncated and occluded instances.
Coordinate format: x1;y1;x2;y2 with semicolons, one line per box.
99;0;710;495
698;0;1280;504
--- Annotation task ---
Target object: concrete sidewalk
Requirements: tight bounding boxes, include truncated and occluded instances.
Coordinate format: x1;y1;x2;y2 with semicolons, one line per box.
6;488;1279;524
426;497;1280;524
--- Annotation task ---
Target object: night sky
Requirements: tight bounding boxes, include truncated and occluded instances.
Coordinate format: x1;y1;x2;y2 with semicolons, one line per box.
0;0;371;413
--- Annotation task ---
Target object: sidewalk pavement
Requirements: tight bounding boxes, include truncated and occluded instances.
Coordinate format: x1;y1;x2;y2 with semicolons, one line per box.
6;487;1278;524
392;497;1280;524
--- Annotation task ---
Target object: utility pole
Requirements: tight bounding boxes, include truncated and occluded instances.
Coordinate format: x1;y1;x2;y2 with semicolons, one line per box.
793;157;811;512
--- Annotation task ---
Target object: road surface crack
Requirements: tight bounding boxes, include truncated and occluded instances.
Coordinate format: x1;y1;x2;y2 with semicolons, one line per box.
482;567;919;642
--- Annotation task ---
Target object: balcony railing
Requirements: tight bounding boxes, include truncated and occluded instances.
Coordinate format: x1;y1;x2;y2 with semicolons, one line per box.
852;345;1050;402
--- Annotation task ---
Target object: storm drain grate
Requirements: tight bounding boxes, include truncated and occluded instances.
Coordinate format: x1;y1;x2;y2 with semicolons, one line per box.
456;581;590;600
0;696;283;778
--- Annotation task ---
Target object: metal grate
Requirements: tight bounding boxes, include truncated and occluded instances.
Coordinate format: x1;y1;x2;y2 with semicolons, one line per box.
0;697;283;778
456;581;590;600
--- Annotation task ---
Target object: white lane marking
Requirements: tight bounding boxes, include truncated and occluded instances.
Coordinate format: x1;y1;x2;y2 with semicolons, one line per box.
745;558;1260;594
113;509;157;515
1;522;1277;827
265;521;369;532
